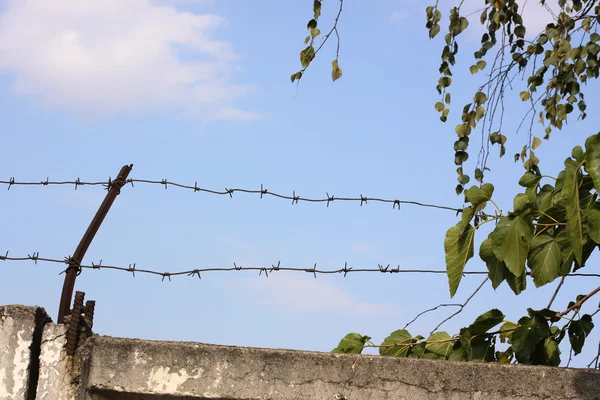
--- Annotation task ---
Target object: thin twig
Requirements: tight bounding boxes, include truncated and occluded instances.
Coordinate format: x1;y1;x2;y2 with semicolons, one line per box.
430;277;489;335
557;285;600;318
547;276;566;309
403;303;462;330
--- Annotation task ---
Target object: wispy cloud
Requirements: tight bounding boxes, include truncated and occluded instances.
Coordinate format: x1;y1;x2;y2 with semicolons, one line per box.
0;0;264;121
230;275;396;317
461;0;557;39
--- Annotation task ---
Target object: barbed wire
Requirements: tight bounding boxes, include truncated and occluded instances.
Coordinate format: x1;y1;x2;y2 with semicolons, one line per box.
2;251;600;281
0;177;463;213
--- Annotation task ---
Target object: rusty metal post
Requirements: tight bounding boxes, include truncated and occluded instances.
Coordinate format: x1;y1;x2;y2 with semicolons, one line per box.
57;164;133;323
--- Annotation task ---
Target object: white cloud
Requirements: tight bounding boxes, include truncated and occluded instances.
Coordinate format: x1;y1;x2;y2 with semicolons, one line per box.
461;0;557;39
232;275;396;317
0;0;264;121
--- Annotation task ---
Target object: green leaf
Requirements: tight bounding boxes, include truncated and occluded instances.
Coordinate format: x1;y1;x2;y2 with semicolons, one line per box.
572;146;585;163
435;102;445;112
499;322;519;343
518;171;541;188
520;91;531;101
444;223;475;297
480;236;506;289
491;214;534;277
300;46;315;67
459;206;475;231
380;329;413;357
505;268;527;295
449;345;466;361
536;185;555;212
528;233;562;287
331;333;370;354
429;23;441;38
480;9;487;24
455;123;471;137
544;338;561;366
563;158;584;265
423;332;454;360
307;19;317;30
512;315;549;363
408;342;426;358
513;193;531;214
470;64;479;74
313;0;321;18
583;209;600;244
515;25;526;38
331;59;343;82
475;105;485;121
584;133;600;192
477;60;487;70
473;91;487;104
532;136;542;150
290;72;302;83
475;168;484;182
568;315;594;355
464;183;494;207
469;336;496;362
497;346;513;363
459;17;469;33
468;309;505;334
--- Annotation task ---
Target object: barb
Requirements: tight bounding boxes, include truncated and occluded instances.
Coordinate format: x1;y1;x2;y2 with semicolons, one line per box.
3;251;600;281
0;251;489;278
0;178;463;213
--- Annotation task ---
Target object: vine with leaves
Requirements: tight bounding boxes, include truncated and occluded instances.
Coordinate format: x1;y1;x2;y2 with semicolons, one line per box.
293;0;600;367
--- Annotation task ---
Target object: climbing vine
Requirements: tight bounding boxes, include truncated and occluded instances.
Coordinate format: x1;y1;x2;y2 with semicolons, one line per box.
292;0;600;366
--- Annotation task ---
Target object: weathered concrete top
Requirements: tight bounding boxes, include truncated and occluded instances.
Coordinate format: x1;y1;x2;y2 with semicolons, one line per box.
0;305;50;400
82;335;600;400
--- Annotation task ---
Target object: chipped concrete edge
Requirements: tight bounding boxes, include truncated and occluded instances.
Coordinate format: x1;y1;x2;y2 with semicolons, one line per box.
0;305;51;400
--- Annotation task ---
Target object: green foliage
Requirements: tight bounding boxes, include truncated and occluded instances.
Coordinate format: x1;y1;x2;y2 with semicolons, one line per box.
423;0;600;189
569;315;594;355
379;329;414;357
445;135;600;297
331;333;371;354
292;0;343;83
334;305;594;366
296;0;600;368
444;223;475;297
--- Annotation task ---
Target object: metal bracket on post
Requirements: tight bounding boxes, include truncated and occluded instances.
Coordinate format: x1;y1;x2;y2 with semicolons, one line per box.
58;164;133;324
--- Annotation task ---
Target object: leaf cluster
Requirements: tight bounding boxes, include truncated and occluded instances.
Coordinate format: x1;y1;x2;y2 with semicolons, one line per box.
446;133;600;298
291;0;343;84
332;306;594;367
427;0;600;190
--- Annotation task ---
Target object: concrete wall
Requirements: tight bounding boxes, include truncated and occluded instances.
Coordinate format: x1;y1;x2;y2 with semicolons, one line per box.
0;305;49;400
2;304;600;400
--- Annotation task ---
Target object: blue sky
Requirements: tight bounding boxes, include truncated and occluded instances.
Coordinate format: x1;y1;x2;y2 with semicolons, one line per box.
0;0;599;367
